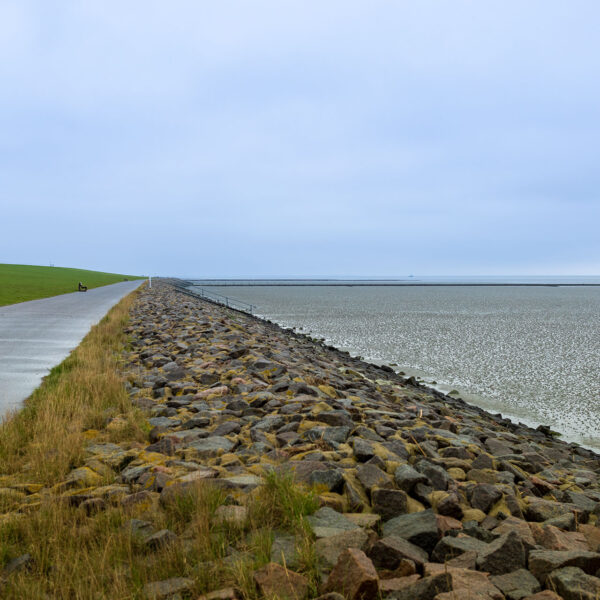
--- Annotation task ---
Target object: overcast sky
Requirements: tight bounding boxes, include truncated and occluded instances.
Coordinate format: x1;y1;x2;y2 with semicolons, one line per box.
1;2;599;277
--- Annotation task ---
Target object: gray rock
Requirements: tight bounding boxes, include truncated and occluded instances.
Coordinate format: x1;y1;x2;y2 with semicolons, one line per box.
270;534;300;570
471;483;503;513
544;512;576;531
148;416;179;428
368;535;429;570
388;573;451;600
477;530;526;575
490;569;541;600
315;528;370;568
306;463;342;490
212;421;241;436
414;460;449;491
383;509;440;553
251;416;285;433
144;529;177;549
276;431;300;446
187;436;235;457
371;488;408;521
356;463;393;493
145;437;179;456
126;518;154;538
214;475;262;491
323;426;351;444
394;464;429;492
525;497;585;523
181;416;210;429
565;491;598;513
431;535;487;563
547;566;600;600
306;507;360;538
316;410;354;428
353;425;384;441
382;440;410;461
353;438;375;462
143;577;194;599
528;549;600;583
120;464;151;484
437;493;464;520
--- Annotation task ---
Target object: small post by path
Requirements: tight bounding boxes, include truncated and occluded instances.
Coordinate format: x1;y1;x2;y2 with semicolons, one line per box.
149;276;152;289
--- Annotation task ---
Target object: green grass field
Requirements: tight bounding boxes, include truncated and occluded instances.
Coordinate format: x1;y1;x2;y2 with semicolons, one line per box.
0;264;145;306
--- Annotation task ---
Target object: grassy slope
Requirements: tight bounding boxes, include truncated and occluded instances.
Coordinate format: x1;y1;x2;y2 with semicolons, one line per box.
0;264;145;306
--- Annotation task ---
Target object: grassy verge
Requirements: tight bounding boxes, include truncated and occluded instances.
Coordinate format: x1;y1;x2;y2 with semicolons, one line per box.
0;263;145;306
0;288;320;599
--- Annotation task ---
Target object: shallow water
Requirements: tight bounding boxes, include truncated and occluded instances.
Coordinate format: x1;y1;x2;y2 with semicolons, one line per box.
191;282;600;450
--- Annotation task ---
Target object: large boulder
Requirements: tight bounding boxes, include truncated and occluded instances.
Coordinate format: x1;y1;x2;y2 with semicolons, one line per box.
253;562;309;600
368;535;429;570
306;507;360;538
476;530;527;575
546;566;600;600
315;529;370;569
322;548;378;600
528;550;600;584
394;464;429;493
382;509;440;554
371;488;408;521
431;535;487;563
490;569;541;600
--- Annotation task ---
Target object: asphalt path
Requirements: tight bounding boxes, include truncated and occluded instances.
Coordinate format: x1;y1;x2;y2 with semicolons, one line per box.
0;280;145;417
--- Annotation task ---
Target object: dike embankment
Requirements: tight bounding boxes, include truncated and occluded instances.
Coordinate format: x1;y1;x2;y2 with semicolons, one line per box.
4;280;600;599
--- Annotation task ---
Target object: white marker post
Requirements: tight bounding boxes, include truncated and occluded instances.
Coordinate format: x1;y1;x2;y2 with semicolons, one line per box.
149;276;152;289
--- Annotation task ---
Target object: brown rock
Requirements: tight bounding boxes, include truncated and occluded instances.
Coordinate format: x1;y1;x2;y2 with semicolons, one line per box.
378;559;417;580
371;487;408;520
547;566;600;600
435;514;463;537
380;573;450;600
424;564;503;600
323;548;379;600
446;551;477;570
522;592;563;600
530;523;589;552
528;549;600;584
493;517;537;550
477;530;526;575
253;563;309;600
530;475;555;495
378;574;421;593
437;493;464;520
344;513;380;528
368;535;429;571
578;524;600;552
315;528;369;569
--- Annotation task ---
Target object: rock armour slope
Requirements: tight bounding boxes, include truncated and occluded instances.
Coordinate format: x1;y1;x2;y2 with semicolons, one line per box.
76;282;600;598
